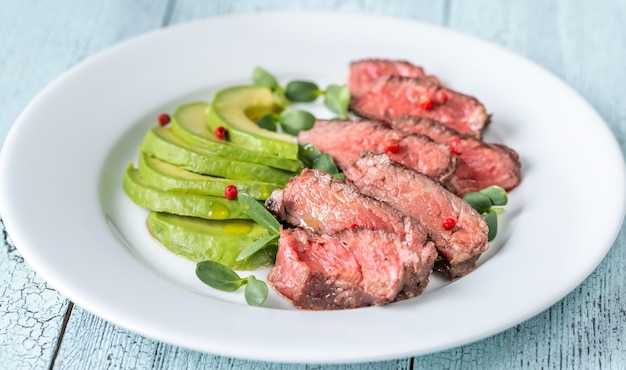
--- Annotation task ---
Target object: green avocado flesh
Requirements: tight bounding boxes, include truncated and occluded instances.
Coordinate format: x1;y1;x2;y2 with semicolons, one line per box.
206;85;299;160
125;85;307;267
139;126;294;185
138;152;278;200
147;212;275;270
123;164;251;220
171;101;303;172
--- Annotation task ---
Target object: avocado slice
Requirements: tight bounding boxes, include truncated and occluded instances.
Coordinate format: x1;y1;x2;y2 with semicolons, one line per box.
123;164;251;220
171;101;302;172
138;152;278;200
206;85;299;160
147;212;275;270
139;126;294;185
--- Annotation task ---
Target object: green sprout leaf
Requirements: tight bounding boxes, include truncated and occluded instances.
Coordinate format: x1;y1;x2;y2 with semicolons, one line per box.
252;67;279;90
252;68;352;119
312;153;343;179
297;142;344;180
463;186;509;242
279;109;316;136
196;261;269;307
462;192;493;214
196;261;245;292
484;209;498;242
237;234;279;261
298;142;322;167
257;113;279;132
272;87;289;110
285;81;321;102
332;172;346;181
480;186;508;206
244;275;269;306
324;84;351;119
237;192;281;234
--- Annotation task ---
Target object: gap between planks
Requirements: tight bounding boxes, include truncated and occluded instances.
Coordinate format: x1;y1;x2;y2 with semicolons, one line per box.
48;302;74;370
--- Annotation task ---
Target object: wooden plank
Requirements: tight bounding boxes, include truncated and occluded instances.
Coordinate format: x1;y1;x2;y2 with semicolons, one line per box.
0;0;171;147
557;0;626;142
413;0;626;369
0;220;69;369
169;0;447;24
56;306;412;369
0;0;168;369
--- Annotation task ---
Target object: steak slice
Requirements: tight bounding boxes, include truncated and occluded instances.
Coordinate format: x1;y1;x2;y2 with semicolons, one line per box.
343;152;489;280
268;227;405;310
266;169;437;299
297;119;456;182
350;76;489;138
391;115;522;195
348;59;442;97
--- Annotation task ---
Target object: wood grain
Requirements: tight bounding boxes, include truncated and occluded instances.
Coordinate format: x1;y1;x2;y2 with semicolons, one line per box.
0;220;68;369
1;0;625;369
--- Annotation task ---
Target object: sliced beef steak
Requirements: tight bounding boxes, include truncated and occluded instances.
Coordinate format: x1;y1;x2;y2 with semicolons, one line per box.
268;227;405;310
343;152;489;279
350;76;489;138
391;115;522;195
347;59;442;97
297;119;456;182
266;169;437;299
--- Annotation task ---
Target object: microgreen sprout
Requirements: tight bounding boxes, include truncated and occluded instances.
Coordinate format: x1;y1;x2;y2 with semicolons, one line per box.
285;80;351;119
252;67;280;91
195;260;268;306
323;84;351;119
251;67;345;178
285;81;321;102
252;67;352;133
256;113;279;132
298;143;345;180
252;67;288;108
234;192;282;263
257;109;316;136
462;185;508;241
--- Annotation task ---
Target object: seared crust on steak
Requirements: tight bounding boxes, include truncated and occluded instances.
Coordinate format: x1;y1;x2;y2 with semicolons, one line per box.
297;119;456;182
348;59;442;97
268;227;405;310
391;115;522;195
266;169;438;301
343;152;490;280
350;76;489;138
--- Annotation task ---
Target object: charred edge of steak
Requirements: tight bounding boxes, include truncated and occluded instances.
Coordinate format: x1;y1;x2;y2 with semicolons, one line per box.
264;188;284;220
294;273;378;310
484;113;493;132
394;239;437;301
435;254;481;281
279;270;384;310
271;270;381;310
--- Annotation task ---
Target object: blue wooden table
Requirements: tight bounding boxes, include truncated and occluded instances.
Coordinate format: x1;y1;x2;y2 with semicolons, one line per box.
1;1;625;369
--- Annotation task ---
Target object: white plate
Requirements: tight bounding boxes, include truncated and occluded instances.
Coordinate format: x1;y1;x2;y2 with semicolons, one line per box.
1;12;625;364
